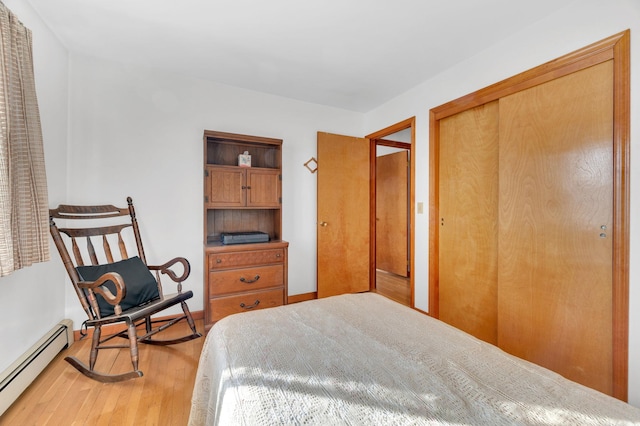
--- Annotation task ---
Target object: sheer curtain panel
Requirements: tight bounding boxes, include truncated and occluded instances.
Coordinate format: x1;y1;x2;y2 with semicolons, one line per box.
0;1;49;277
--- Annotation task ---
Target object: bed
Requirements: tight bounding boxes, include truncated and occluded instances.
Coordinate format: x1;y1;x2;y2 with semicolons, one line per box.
188;292;640;425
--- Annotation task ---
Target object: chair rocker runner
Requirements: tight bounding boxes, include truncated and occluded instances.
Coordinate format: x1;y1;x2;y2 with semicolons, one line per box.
49;197;202;382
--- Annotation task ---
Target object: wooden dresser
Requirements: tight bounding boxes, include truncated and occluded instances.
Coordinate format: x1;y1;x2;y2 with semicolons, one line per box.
206;241;288;326
203;130;288;331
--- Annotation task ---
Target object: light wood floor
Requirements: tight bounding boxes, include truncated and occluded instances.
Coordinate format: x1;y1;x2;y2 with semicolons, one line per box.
2;277;410;426
374;269;411;307
1;320;204;426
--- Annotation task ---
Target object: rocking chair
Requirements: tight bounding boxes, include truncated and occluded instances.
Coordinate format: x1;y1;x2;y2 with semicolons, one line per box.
49;197;202;382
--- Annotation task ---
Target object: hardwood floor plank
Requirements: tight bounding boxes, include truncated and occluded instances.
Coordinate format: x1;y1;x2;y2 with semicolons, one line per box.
117;381;143;425
35;372;83;425
69;380;108;425
375;269;411;306
0;320;204;426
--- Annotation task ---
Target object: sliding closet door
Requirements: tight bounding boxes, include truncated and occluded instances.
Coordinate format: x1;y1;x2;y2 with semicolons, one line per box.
497;61;614;394
439;101;499;344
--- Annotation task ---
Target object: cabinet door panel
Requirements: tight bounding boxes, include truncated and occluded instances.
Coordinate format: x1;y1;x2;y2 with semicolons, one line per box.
207;166;245;207
247;169;281;207
497;61;613;394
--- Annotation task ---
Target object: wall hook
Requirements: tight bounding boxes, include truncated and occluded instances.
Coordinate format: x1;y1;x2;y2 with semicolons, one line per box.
304;157;318;173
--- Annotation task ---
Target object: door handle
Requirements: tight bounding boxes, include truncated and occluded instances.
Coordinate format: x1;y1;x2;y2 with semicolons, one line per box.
319;221;328;227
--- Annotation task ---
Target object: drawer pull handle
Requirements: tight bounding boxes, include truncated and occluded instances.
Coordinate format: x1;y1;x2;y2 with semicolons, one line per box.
240;275;260;284
240;300;260;310
216;259;222;264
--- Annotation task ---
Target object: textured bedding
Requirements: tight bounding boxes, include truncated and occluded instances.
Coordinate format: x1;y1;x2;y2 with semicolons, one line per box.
189;292;640;425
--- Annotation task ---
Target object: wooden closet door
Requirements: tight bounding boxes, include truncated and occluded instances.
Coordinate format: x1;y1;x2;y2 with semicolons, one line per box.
497;61;614;394
439;101;499;344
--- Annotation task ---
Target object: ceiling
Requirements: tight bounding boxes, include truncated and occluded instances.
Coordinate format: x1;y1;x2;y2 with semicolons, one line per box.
27;0;575;112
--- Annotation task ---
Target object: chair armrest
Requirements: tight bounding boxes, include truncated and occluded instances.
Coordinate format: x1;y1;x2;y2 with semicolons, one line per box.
148;257;191;283
78;272;126;315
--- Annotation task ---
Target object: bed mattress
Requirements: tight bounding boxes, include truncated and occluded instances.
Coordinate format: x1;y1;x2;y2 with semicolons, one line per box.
189;292;640;425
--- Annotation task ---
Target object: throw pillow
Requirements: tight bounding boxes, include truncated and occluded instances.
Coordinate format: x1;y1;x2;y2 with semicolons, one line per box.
76;256;160;316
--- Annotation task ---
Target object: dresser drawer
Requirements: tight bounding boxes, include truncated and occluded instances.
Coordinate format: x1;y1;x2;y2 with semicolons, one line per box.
209;289;283;323
209;264;283;296
208;249;284;270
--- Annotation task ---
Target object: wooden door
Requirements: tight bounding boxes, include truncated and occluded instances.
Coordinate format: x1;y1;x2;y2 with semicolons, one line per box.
438;101;499;344
376;151;408;277
497;61;614;394
317;132;370;298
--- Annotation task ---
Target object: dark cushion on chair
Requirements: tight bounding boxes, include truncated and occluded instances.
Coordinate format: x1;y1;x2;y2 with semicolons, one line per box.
76;256;160;317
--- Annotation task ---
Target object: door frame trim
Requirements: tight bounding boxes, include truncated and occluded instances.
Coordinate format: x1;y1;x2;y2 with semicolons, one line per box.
428;30;630;400
367;117;416;307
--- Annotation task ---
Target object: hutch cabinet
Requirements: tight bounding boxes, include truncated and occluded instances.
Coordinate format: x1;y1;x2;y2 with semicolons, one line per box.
203;130;288;331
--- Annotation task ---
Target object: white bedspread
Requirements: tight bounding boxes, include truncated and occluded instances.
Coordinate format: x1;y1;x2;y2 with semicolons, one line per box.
189;292;640;425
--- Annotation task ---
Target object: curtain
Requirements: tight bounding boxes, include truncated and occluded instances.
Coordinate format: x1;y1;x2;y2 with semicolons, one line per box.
0;2;49;277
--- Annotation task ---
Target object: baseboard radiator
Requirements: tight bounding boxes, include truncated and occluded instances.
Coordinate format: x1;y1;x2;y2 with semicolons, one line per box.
0;319;73;416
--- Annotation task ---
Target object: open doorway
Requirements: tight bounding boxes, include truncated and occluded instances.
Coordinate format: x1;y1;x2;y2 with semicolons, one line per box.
366;118;415;307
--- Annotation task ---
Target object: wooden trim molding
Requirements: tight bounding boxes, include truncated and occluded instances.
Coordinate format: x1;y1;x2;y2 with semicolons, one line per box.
611;29;631;402
429;30;630;401
366;117;416;307
366;117;415;140
431;31;625;121
428;109;440;319
287;292;317;304
375;140;411;150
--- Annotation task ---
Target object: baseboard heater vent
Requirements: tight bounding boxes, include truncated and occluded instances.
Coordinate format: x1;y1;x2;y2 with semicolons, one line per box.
0;319;73;416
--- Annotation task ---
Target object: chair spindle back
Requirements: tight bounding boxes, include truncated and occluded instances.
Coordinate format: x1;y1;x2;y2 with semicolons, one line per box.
49;197;148;320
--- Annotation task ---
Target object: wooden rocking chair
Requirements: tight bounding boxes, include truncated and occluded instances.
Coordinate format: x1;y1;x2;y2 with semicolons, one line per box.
49;197;202;382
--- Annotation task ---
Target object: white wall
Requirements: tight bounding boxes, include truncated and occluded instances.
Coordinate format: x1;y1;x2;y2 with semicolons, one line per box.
5;0;640;410
63;54;365;324
0;1;68;374
364;0;640;406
